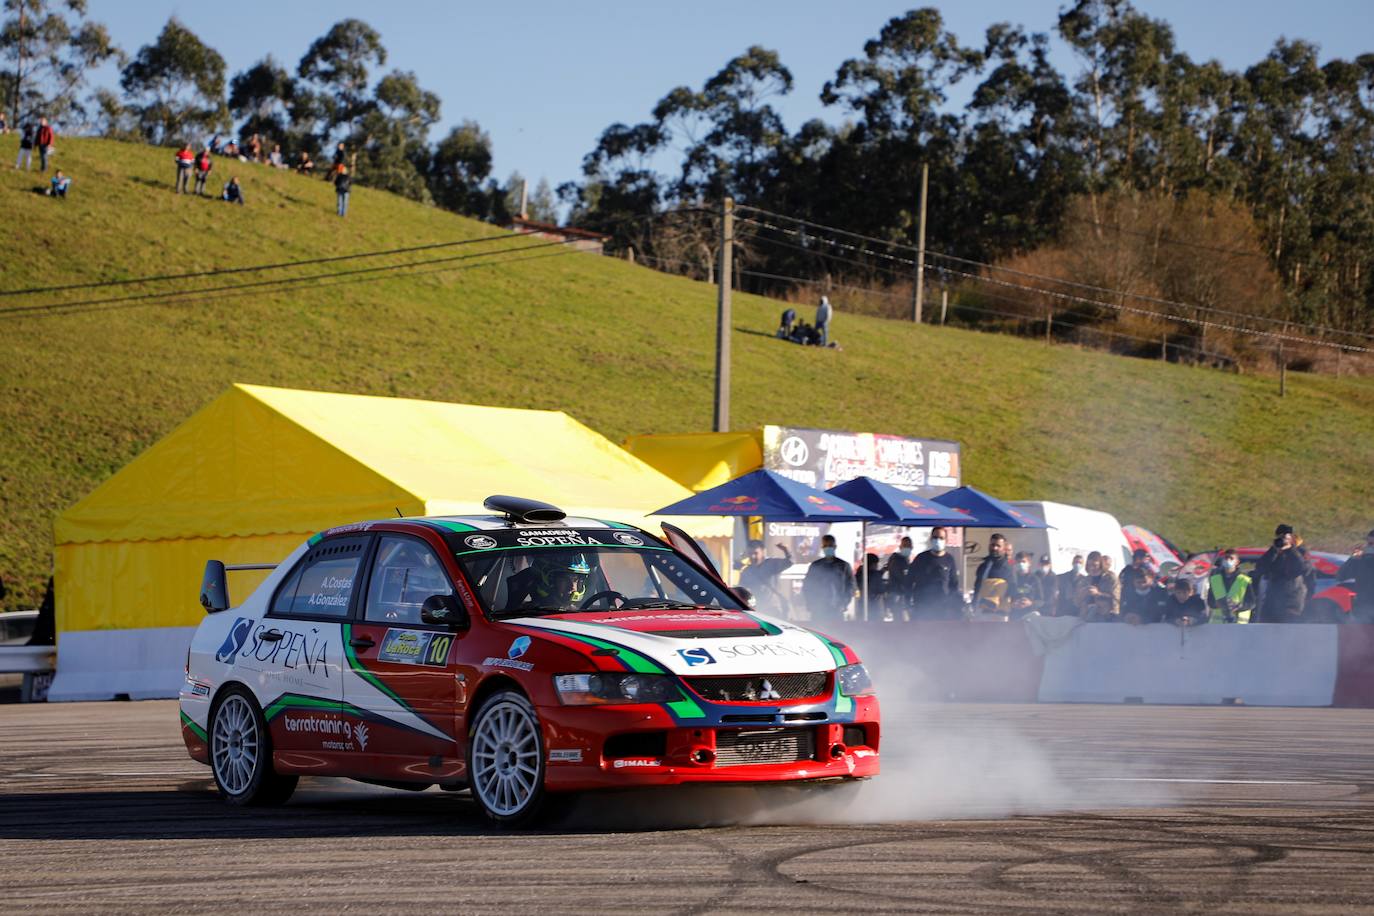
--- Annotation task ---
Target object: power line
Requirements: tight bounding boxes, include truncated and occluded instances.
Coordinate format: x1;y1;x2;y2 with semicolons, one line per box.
5;247;586;321
0;233;517;298
0;238;584;319
738;203;1374;345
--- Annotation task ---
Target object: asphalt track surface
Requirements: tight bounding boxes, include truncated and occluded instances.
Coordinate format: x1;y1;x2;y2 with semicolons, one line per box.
2;702;1372;914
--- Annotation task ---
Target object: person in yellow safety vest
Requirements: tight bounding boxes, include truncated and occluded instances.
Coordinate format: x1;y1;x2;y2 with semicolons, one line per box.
1206;548;1255;623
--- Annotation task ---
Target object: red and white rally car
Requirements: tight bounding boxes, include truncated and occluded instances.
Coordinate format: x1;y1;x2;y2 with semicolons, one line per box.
180;496;880;826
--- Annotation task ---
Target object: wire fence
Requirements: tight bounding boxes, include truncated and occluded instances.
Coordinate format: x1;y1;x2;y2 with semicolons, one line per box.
635;204;1373;379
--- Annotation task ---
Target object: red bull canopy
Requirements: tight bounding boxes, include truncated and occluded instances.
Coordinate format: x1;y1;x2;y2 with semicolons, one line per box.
653;469;879;522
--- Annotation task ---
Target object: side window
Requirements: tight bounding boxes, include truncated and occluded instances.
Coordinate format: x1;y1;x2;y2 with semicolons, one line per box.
271;537;367;619
365;536;453;625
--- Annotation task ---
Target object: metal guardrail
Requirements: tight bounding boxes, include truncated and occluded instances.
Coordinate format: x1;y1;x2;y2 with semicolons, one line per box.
0;645;55;674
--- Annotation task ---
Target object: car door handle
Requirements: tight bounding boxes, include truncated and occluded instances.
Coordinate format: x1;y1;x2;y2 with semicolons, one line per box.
349;635;375;649
259;630;284;643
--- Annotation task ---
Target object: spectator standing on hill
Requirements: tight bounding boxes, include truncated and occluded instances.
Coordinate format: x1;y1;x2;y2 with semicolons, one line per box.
737;540;792;616
0;111;8;133
174;143;194;193
909;528;961;619
36;117;54;171
1206;549;1255;623
1075;551;1120;621
816;296;833;347
1121;566;1168;624
883;535;914;619
973;533;1013;614
221;176;244;205
334;165;352;217
247;133;263;163
1254;524;1314;622
14;123;34;170
1339;531;1374;623
46;170;70;198
803;534;856;622
1162;578;1208;627
331;142;347;177
193;148;213;195
1057;555;1086;616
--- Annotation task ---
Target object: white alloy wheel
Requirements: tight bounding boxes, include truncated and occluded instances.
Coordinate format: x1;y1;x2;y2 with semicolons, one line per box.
213;693;260;796
470;693;545;823
208;687;297;806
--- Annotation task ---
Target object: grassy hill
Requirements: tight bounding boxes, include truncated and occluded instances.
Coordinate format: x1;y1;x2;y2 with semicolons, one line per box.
1;137;1372;609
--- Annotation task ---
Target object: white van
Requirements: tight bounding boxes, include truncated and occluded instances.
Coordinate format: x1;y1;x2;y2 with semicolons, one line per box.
964;501;1132;576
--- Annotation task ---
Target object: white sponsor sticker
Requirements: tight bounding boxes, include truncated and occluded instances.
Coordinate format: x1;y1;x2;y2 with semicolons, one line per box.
549;748;583;763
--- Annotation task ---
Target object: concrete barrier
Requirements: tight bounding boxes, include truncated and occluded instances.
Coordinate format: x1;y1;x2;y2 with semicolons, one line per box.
48;626;195;702
1334;625;1374;707
1037;622;1339;706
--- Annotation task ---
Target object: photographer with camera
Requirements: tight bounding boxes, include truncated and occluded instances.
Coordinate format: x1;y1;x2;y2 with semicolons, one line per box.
1253;524;1315;623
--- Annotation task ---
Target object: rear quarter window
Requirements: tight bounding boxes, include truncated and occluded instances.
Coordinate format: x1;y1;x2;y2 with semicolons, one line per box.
272;537;368;618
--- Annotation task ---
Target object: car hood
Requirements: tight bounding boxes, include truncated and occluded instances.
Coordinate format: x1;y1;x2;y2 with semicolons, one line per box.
501;607;844;676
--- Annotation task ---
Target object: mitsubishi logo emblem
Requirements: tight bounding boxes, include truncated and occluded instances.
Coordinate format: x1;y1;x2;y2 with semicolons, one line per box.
758;679;782;701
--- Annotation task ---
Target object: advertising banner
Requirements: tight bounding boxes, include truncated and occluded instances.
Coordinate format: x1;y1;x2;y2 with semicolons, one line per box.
744;427;963;618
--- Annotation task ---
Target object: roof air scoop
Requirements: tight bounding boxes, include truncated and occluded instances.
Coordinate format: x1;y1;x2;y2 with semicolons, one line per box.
483;495;567;524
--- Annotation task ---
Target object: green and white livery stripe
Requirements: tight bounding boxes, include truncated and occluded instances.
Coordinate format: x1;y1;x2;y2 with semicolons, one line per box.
338;625;452;742
180;710;208;742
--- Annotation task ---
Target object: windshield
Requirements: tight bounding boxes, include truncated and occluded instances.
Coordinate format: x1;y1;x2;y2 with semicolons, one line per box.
449;527;742;618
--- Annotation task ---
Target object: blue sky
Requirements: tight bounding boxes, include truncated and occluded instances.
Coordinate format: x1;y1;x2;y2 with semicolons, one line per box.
86;1;1371;198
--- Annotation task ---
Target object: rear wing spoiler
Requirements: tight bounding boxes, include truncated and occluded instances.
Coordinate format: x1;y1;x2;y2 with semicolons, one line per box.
201;560;278;613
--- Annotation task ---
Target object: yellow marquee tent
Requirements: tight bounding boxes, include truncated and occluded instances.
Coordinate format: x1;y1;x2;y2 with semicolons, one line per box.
55;384;729;634
621;430;765;493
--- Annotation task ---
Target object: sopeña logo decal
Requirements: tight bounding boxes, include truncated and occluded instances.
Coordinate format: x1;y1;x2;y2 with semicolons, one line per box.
214;617;253;663
676;647;716;666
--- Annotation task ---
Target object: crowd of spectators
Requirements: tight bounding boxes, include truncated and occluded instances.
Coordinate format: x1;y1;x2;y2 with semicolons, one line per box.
735;520;1370;628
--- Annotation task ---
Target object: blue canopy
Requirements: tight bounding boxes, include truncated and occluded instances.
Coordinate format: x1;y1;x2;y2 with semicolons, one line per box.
930;486;1048;528
653;469;879;522
825;477;973;526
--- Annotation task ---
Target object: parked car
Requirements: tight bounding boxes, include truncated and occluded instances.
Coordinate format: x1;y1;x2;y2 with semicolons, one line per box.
181;495;880;826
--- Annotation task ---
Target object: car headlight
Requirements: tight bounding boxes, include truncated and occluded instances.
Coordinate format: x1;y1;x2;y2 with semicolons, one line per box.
836;663;874;697
554;672;677;705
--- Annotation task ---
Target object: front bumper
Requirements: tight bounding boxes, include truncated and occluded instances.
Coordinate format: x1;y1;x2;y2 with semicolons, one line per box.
538;695;880;791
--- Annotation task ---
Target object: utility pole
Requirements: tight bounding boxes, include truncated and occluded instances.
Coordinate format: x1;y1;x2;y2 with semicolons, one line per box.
714;197;734;433
912;162;928;323
13;2;26;125
519;179;529;220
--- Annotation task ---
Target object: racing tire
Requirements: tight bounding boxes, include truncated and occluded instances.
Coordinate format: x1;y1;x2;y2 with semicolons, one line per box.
209;685;298;807
466;689;553;828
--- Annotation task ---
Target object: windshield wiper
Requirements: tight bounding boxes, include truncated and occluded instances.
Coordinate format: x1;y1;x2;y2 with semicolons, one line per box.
606;599;705;610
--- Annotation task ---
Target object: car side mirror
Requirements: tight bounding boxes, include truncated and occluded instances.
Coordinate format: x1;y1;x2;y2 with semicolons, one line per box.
732;586;756;609
421;594;469;629
200;560;230;613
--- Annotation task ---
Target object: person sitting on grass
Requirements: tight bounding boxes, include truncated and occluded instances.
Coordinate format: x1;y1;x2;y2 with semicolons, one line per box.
46;169;71;198
296;150;314;176
221;176;244;205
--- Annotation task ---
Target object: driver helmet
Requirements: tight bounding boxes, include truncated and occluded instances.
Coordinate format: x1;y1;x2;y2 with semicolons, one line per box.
531;551;591;602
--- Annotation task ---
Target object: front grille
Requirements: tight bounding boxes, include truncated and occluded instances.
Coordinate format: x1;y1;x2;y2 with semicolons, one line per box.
686;672;828;702
715;727;815;766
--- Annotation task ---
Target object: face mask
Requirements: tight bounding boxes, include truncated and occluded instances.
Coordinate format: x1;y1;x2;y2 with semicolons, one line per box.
1222;559;1237;571
1072;564;1084;575
822;546;836;558
930;539;945;552
1017;562;1030;573
899;547;912;558
1041;565;1053;575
